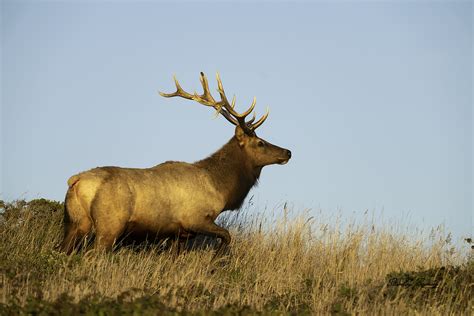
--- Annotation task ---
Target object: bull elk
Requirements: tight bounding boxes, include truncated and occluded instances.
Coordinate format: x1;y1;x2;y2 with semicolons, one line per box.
60;72;291;254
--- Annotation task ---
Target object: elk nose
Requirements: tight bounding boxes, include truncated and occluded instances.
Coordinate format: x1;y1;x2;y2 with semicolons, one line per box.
286;150;292;158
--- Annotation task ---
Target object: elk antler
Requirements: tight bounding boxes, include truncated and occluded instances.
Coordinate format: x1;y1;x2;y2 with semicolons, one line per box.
159;72;269;135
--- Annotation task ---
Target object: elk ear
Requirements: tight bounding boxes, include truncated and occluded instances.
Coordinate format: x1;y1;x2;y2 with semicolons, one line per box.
235;126;247;147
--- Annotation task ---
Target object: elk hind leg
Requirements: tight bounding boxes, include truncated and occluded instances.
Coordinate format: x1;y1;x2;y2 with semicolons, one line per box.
61;218;92;254
93;208;128;252
60;188;92;254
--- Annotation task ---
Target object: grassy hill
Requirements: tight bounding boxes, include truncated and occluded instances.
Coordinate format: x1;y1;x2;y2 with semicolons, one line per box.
0;199;472;315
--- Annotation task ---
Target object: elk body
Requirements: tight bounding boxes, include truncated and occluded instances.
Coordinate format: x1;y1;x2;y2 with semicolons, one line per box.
60;72;291;254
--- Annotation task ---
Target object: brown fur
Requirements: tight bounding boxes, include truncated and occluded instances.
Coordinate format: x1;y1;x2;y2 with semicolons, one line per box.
195;137;262;210
60;126;291;254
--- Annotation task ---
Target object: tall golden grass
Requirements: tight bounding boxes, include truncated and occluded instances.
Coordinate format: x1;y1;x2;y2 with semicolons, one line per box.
0;199;472;314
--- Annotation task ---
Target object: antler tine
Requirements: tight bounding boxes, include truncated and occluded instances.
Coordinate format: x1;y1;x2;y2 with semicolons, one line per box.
195;72;216;105
158;75;193;99
241;97;256;118
250;107;270;130
215;72;232;108
214;72;249;128
247;112;256;125
198;72;240;126
215;73;260;132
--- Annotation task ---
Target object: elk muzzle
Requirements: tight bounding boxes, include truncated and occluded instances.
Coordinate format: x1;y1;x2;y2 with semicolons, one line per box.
278;149;292;165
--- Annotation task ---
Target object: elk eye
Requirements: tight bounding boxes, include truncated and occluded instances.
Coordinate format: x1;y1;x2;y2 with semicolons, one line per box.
257;140;265;147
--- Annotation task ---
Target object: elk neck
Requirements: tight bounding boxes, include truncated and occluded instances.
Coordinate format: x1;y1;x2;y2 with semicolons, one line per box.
194;136;261;211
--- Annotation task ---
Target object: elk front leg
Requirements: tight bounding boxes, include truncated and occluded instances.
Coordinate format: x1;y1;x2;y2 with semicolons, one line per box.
190;220;231;255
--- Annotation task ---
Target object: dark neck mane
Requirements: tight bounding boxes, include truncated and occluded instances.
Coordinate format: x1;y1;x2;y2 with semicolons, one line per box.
194;137;261;210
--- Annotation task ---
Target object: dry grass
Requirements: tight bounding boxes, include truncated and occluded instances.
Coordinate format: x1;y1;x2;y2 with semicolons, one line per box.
0;199;472;315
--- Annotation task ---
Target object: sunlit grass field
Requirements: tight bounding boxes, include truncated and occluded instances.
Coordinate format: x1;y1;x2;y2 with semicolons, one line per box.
0;199;472;315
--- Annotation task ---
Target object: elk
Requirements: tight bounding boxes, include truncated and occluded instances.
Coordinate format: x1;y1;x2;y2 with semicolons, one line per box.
60;72;291;254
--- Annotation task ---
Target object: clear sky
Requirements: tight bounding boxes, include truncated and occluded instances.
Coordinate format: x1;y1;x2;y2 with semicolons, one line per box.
1;1;472;241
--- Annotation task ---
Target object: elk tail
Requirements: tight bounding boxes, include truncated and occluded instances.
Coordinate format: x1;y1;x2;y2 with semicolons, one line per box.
67;175;80;188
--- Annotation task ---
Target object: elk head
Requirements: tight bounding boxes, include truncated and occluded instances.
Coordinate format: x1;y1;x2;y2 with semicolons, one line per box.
160;72;291;167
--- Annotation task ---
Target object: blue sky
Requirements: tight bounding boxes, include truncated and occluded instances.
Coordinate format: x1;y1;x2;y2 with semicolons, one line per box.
1;1;472;241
